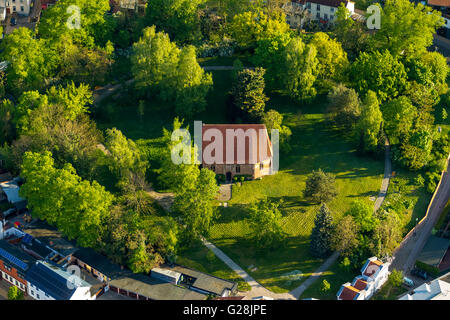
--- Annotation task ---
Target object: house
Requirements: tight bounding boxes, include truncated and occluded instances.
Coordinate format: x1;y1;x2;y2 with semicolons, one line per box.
107;272;208;300
201;124;274;181
0;0;32;16
71;247;125;283
26;260;94;300
0;239;36;294
399;272;450;300
161;265;239;297
286;0;355;27
416;236;450;274
337;257;390;300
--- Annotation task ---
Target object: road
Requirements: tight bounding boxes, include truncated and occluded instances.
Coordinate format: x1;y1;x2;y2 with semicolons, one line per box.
390;157;450;274
433;34;450;62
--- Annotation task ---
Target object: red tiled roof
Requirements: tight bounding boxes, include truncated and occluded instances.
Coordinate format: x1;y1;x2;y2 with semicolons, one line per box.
338;286;360;300
363;261;382;277
427;0;450;8
202;124;272;165
353;278;368;291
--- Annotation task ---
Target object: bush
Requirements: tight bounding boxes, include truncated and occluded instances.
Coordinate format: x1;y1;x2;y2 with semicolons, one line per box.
216;174;226;183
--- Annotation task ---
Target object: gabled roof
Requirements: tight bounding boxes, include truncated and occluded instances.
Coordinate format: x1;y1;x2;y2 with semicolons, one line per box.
399;279;450;300
427;0;450;8
0;240;36;272
22;220;77;258
361;258;383;277
352;277;368;291
202;124;272;165
25;261;91;300
72;247;125;280
337;284;360;300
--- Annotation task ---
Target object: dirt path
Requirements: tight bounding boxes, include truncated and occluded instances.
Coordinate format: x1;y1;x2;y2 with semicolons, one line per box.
374;138;391;212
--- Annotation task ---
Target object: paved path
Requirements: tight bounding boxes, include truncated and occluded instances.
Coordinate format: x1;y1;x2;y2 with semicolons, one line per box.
374;138;391;212
390;157;450;273
218;183;232;202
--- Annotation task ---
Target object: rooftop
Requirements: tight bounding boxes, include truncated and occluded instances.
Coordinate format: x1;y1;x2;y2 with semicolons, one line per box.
25;261;91;300
109;272;207;300
417;236;450;268
72;247;125;280
338;284;360;300
399;278;450;300
0;240;36;271
22;220;77;258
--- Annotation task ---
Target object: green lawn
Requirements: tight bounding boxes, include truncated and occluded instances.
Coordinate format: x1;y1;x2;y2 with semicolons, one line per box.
371;282;409;300
300;259;358;300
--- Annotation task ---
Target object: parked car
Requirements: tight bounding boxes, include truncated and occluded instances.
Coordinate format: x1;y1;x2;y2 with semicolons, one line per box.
411;268;428;280
403;277;414;287
10;18;16;26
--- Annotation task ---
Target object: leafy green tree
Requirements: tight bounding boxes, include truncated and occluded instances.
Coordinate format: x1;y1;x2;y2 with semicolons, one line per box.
144;0;204;43
388;269;404;287
231;67;269;119
310;204;334;258
350;50;408;102
248;198;286;249
398;129;434;171
38;0;111;46
373;0;444;56
0;99;16;144
228;10;290;48
381;96;417;144
8;286;24;300
131;27;212;116
262;109;292;153
331;215;360;256
282;37;318;101
309;32;348;81
20;151;114;247
105;128;149;190
357;91;383;153
327;84;361;129
345;200;377;233
253;32;292;89
304;169;338;203
321;279;331;293
0;28;56;95
372;212;403;257
442;108;448;122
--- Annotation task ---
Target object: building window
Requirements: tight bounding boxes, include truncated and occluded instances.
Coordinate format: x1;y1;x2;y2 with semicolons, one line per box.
13;6;16;12
37;294;40;299
307;2;311;9
4;265;11;272
236;165;240;173
211;165;215;171
324;14;328;19
20;6;24;11
31;290;34;296
317;4;320;11
316;12;320;19
331;7;334;12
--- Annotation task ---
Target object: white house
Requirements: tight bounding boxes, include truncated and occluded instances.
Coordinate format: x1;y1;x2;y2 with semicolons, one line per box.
399;273;450;300
25;261;95;300
285;0;355;27
0;0;32;17
337;257;390;300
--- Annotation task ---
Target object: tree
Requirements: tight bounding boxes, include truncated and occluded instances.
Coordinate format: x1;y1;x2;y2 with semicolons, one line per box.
309;32;348;81
310;204;334;258
248;198;286;249
372;213;403;257
131;27;212;116
231;67;269;120
357;91;383;153
381;96;418;146
228;10;290;48
321;279;331;293
388;269;404;287
345;200;377;233
331;215;360;256
327;84;361;129
144;0;204;43
262;109;292;152
304;169;338;203
0;28;56;95
20;151;114;247
8;286;24;300
282;37;318;101
373;0;444;56
0;99;16;145
105;128;149;190
350;50;408;102
398;129;433;171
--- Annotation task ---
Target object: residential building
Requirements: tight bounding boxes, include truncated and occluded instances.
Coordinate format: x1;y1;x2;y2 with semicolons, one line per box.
399;272;450;300
286;0;355;27
201;124;274;181
0;0;32;17
0;240;36;294
26;260;94;300
337;257;390;300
